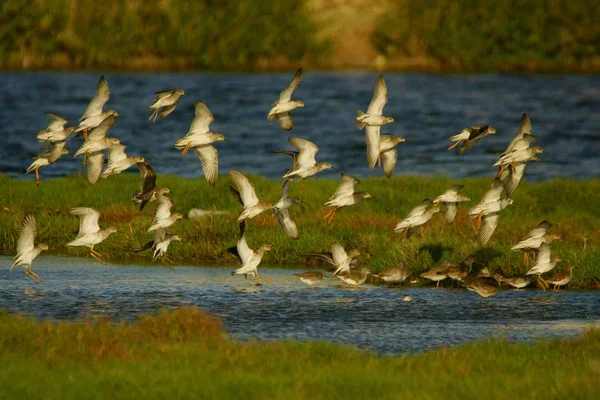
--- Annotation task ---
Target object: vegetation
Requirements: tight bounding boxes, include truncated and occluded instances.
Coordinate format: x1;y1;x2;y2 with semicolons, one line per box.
372;0;600;72
0;306;598;399
1;173;599;288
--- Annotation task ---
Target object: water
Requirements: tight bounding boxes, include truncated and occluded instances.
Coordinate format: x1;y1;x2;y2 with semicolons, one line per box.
1;256;598;355
1;72;599;181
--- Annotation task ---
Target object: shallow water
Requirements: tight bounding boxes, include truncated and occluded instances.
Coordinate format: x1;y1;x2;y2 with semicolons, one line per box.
1;72;600;181
1;256;598;354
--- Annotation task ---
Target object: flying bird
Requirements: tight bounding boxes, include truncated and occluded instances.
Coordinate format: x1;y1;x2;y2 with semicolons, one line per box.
268;68;304;130
132;161;167;211
148;89;185;122
74;76;118;139
394;199;440;238
132;228;181;265
147;191;183;232
433;184;471;223
281;137;332;180
101;143;145;179
229;170;273;222
323;174;371;223
273;180;302;239
511;221;560;265
10;215;48;283
36;113;75;144
468;179;513;245
67;208;117;265
229;222;272;283
305;244;360;276
26;140;70;185
447;125;496;153
356;75;394;130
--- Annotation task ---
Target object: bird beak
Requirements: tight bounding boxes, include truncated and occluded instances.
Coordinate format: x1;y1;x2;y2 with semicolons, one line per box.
330;167;338;172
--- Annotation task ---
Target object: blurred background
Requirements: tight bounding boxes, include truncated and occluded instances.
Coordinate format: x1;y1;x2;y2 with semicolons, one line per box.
0;0;599;180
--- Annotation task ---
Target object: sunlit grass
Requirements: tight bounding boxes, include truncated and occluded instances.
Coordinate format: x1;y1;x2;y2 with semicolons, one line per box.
0;307;598;399
1;174;599;287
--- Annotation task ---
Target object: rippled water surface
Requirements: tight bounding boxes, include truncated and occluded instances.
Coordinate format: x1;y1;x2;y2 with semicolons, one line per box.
1;256;598;354
1;72;599;180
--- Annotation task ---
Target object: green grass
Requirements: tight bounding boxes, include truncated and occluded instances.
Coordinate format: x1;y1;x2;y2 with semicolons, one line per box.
0;307;598;399
1;173;599;288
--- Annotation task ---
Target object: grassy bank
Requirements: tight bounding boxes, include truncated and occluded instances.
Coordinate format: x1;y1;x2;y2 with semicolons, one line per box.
0;307;598;399
1;174;599;288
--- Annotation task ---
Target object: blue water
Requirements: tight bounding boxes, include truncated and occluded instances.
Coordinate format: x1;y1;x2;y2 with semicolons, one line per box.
1;72;599;181
1;256;598;355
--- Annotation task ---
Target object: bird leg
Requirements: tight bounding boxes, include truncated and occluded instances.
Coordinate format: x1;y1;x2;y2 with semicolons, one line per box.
181;142;191;156
537;276;548;291
257;273;272;284
161;257;174;270
377;154;382;168
475;212;483;229
35;168;40;186
436;281;440;288
511;160;516;174
26;269;40;284
323;207;335;221
327;207;340;224
523;252;528;266
83;129;89;141
497;165;506;178
554;284;560;291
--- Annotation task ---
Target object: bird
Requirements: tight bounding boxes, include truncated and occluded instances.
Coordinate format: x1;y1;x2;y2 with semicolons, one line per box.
26;140;70;185
437;255;477;284
372;263;408;287
273;180;302;239
305;244;360;276
525;243;561;290
511;221;560;265
76;114;119;174
468;178;513;245
336;266;370;287
132;228;181;266
267;68;304;130
74;76;118;140
497;114;534;196
464;277;500;298
101;143;145;179
36;113;75;144
271;149;299;177
281;137;332;181
148;89;185;123
229;222;272;284
356;75;394;130
433;185;471;223
84;150;104;185
67;208;117;265
229;170;273;222
394;199;440;238
494;139;543;176
132;161;167;211
495;273;532;289
147;191;183;232
323;174;371;223
365;124;405;175
462;265;491;286
447;125;496;153
10;215;48;283
75;137;120;158
174;101;225;157
293;271;325;286
546;265;575;290
420;261;452;287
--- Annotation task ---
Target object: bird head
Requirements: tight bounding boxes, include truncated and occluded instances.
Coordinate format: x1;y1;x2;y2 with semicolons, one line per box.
361;192;372;199
567;265;575;271
107;227;118;234
487;126;497;134
156;188;171;195
212;133;226;142
134;156;146;163
546;233;561;242
392;136;406;145
38;244;49;251
108;138;121;145
348;249;361;258
108;110;120;118
172;234;182;242
295;100;305;108
385;117;395;124
261;244;273;252
62;148;70;156
173;213;184;220
175;89;185;96
66;127;76;135
532;146;544;154
552;256;561;262
316;162;332;172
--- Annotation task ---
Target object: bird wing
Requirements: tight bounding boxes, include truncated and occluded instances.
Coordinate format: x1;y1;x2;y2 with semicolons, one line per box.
70;207;101;235
527;220;553;239
189;101;214;133
275;208;299;239
193;145;218;187
444;203;458;224
503;134;537;156
536;243;552;264
281;179;291;199
159;101;179;118
229;170;259;207
16;215;36;255
271;150;299;171
279;68;302;103
85;151;104;185
154;194;173;221
366;75;387;116
304;252;335;266
407;199;433;218
467;125;488;140
45;113;68;131
331;244;348;266
365;125;380;169
329;174;359;200
382;149;397;178
107;144;128;164
289;137;318;169
505;113;532;153
154;89;174;100
478;212;499;245
137;161;156;193
236;235;254;265
276;112;293;131
48;140;68;163
480;178;504;204
87;115;117;140
81;76;110;120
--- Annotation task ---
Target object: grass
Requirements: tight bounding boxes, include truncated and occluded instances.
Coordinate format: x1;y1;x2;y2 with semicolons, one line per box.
1;173;599;288
0;306;598;399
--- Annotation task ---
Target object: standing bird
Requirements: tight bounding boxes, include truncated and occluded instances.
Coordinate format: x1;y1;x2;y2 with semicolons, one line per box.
10;215;48;283
372;263;408;287
148;89;185;123
511;221;560;265
229;170;273;222
525;243;561;290
323;174;371;223
67;208;116;265
36;113;75;144
132;161;166;211
337;266;370;287
394;199;440;238
464;277;500;298
26;140;70;185
433;184;471;223
546;265;575;290
268;68;304;130
305;244;360;276
281;137;332;181
147;191;183;232
273;180;302;239
447;125;496;153
356;75;394;130
132;228;182;265
437;255;477;284
101;143;145;179
74;76;118;140
229;222;272;283
420;261;452;287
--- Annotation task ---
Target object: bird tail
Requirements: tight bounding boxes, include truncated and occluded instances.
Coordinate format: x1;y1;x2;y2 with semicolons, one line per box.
355;110;366;129
131;240;154;253
148;108;159;123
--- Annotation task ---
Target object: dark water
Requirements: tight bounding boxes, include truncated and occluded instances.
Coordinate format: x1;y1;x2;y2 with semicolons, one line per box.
1;72;599;181
1;256;598;355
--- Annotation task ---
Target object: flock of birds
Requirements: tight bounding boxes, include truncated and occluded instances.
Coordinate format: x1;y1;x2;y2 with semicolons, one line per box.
10;70;575;296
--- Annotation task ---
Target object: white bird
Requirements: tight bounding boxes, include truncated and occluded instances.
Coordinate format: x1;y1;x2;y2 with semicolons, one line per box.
337;266;370;287
229;170;273;222
174;101;225;157
148;89;185;123
511;221;561;265
75;137;120;157
268;68;304;130
74;76;118;139
525;243;561;290
67;208;117;265
306;244;360;276
365;125;405;177
356;75;394;130
132;228;181;264
84;150;104;185
447;125;496;153
282;137;332;180
229;222;272;283
394;199;440;238
101;143;145;179
147;192;183;232
36;113;75;144
468;179;513;245
498;113;533;196
26;140;70;185
273;180;302;239
433;184;471;223
323;174;371;223
74;114;120;168
10;215;48;283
